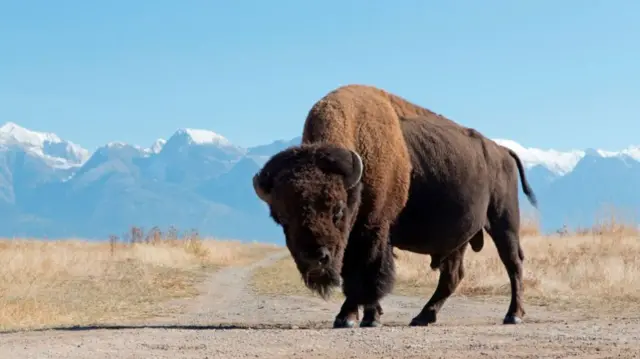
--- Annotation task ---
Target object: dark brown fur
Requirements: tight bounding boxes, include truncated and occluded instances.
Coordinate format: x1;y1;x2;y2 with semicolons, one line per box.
252;84;537;328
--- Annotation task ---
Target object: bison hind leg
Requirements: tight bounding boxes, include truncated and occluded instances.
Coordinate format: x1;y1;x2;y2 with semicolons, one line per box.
469;230;484;252
486;216;526;324
429;255;442;270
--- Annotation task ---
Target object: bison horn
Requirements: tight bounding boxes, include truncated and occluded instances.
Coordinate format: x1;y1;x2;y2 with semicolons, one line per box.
252;173;271;204
345;150;364;189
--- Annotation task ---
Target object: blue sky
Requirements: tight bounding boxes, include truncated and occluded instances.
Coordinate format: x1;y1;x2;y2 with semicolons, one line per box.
1;0;638;152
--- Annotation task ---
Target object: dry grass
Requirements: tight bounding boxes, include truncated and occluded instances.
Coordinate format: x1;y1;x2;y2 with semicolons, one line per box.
392;234;640;312
0;227;279;332
250;214;640;314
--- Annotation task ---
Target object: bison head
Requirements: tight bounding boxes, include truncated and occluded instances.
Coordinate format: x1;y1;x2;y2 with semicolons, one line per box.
252;143;364;299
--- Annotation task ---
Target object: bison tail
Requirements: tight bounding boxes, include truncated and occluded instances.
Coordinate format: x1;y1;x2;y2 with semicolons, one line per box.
507;148;538;208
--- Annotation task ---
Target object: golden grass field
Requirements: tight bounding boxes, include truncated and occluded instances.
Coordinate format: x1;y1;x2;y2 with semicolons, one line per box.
2;210;639;332
0;227;279;332
250;212;640;314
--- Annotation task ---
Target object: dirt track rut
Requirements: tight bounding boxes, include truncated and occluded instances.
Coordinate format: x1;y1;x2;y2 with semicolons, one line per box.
1;249;639;358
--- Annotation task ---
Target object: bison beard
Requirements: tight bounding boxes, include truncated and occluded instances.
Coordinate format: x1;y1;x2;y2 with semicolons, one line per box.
302;266;342;300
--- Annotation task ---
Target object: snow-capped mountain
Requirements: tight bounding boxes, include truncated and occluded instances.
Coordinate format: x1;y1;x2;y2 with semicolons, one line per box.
162;128;245;159
0;122;89;168
495;139;640;176
493;139;586;176
1;121;638;242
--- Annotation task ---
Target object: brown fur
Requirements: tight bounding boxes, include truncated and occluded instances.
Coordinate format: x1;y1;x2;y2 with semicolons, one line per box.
252;84;537;328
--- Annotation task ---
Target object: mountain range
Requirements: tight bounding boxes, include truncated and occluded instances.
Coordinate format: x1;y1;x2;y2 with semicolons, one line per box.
1;121;639;244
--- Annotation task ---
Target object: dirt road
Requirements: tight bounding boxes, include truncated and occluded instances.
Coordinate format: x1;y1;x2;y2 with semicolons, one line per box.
1;250;639;358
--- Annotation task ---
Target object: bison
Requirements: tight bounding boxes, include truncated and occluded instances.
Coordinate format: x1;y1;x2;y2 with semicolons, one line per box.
252;84;537;328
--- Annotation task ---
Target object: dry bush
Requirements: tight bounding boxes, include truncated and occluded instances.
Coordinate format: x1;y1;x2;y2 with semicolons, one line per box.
0;226;279;332
251;212;640;315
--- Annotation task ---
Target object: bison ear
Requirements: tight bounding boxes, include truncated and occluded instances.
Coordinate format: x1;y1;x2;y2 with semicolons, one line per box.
252;146;303;204
252;171;272;204
316;146;364;189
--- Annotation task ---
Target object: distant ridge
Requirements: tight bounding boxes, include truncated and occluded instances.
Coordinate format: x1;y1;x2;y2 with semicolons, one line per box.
1;121;639;242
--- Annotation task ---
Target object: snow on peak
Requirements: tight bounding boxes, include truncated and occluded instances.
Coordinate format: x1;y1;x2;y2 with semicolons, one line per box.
583;148;604;157
105;141;130;149
148;138;166;154
1;121;61;146
493;139;586;175
140;138;166;155
161;127;247;160
91;141;150;161
493;139;640;176
174;128;233;146
103;140;166;157
597;146;640;161
0;121;90;168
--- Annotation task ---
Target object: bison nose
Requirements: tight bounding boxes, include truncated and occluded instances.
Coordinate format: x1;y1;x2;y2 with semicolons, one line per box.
318;247;331;266
305;247;331;267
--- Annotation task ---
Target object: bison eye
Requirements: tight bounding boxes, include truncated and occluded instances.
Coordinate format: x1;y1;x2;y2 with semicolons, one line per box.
333;202;345;224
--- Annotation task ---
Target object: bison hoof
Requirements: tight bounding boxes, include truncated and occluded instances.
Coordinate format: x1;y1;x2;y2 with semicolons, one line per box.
409;318;431;327
333;318;357;328
359;320;381;328
409;311;436;327
503;315;523;325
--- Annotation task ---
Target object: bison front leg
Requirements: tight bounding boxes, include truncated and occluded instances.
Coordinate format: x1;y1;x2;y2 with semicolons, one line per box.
333;297;359;328
333;300;384;328
360;301;385;327
410;244;467;326
334;222;395;328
